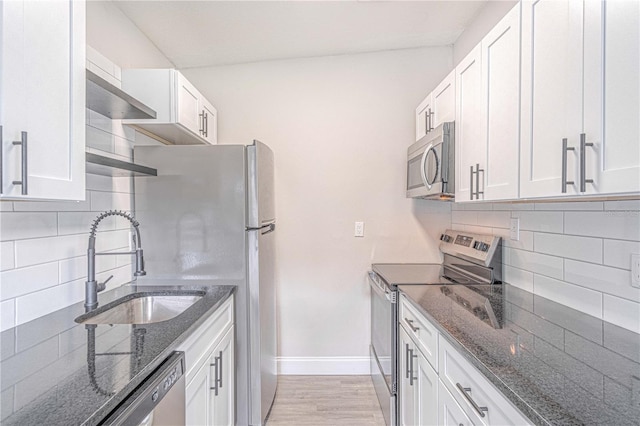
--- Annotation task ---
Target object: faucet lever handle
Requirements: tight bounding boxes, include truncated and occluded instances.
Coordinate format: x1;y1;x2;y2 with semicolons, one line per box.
97;275;114;292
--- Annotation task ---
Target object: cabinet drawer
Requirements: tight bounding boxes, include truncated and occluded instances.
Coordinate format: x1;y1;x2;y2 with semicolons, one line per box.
438;336;531;426
438;380;475;426
178;295;234;381
400;294;438;372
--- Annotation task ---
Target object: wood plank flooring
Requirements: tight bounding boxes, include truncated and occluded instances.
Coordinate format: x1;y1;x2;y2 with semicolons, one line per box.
266;376;386;425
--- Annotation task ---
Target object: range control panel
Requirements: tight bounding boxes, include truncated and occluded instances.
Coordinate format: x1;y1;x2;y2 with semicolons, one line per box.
439;229;501;267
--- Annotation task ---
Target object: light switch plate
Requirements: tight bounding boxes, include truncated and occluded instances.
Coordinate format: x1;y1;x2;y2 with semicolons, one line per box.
510;218;520;241
354;221;364;237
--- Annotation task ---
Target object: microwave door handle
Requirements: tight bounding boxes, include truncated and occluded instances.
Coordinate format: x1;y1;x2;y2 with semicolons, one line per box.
420;144;432;189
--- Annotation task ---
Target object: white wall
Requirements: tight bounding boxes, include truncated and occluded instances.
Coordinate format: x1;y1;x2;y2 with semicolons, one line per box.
183;47;453;372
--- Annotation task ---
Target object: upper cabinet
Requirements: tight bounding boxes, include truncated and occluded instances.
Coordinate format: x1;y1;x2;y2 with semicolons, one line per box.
456;4;521;202
1;0;86;201
520;0;640;198
415;70;455;142
121;69;218;145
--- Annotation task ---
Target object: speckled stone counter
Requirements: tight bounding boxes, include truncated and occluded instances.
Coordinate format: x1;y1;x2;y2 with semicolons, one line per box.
399;283;640;426
0;282;235;425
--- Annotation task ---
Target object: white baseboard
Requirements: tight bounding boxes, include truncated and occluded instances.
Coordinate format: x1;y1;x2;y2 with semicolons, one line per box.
277;356;371;375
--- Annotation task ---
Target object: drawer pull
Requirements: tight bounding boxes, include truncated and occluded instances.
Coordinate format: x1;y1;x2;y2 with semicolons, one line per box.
404;318;420;333
456;382;488;418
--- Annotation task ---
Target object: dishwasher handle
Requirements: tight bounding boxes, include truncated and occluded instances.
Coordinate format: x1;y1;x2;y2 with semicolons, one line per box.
101;351;186;426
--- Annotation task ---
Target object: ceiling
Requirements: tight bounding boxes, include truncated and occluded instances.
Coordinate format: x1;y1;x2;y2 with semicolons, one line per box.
113;0;488;69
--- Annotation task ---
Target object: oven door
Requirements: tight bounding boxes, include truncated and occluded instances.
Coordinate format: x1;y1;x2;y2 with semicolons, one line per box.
369;271;396;426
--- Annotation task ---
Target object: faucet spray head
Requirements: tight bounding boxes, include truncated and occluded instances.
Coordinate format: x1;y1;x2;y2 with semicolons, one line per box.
134;248;146;276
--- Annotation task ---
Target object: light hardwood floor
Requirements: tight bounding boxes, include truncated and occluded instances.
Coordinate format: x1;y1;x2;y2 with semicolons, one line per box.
266;376;386;426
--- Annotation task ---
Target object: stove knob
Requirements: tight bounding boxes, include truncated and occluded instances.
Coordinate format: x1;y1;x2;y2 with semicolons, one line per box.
473;241;481;250
481;243;490;252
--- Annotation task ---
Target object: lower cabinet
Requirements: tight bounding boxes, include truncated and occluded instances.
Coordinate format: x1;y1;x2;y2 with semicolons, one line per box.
399;324;438;426
178;295;235;426
437;380;474;426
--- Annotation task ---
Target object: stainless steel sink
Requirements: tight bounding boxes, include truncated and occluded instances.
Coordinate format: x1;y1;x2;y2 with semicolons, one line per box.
77;293;203;325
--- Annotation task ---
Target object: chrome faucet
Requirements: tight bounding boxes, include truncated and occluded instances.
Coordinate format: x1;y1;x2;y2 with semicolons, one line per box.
85;210;146;310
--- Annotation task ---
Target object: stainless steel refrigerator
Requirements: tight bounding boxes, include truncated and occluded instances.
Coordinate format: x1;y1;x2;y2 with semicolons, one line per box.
134;141;277;426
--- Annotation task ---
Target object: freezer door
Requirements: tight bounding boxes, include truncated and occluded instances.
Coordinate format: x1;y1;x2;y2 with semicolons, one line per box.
247;140;275;229
247;222;277;425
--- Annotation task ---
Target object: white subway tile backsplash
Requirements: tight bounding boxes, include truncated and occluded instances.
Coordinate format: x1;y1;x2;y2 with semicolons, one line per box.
59;254;117;285
534;275;603;319
603;239;640;270
0;212;58;242
603;295;640;333
534;232;603;264
86;174;133;194
15;280;85;325
604;200;640;211
476;210;511;229
507;248;564;280
512;211;564;233
57;212;117;236
1;241;15;271
451;210;477;225
0;262;59;301
502;230;534;251
565;211;640;241
0;202;13;211
91;191;132;212
494;202;534;211
503;265;534;292
1;300;15;331
534;201;604;211
565;260;638;302
14;234;86;268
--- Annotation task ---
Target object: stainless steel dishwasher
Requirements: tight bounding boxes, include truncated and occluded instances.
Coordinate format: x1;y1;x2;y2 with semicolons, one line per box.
101;351;186;426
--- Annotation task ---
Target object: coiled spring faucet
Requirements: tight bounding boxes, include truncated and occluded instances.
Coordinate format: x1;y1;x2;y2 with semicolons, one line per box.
85;210;146;310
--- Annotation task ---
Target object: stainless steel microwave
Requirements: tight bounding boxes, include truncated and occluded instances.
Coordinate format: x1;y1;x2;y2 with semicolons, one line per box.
406;121;455;200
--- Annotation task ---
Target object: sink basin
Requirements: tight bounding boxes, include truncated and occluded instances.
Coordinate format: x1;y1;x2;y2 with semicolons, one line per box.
77;293;203;325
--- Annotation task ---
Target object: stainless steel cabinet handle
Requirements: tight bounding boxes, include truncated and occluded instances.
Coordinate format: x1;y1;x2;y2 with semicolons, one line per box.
455;383;488;418
425;110;429;135
562;138;575;193
203;112;209;138
12;131;27;195
199;111;205;135
216;350;223;390
476;164;484;199
405;343;410;379
428;109;435;132
579;133;594;192
409;348;417;386
469;165;475;200
404;317;420;333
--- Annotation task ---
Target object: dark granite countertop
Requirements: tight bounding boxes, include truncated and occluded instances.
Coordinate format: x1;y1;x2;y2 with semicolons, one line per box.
399;283;640;426
0;282;235;425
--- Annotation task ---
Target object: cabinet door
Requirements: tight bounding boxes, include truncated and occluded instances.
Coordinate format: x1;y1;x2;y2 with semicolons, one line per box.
583;0;640;195
415;349;439;426
211;327;234;426
186;358;212;426
520;0;583;198
438;381;475;426
481;3;521;201
176;72;202;136
432;71;456;128
455;45;483;202
200;98;218;145
399;326;416;426
416;94;433;142
1;0;85;200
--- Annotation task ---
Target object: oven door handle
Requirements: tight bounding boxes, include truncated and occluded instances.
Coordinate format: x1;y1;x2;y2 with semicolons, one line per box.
368;272;391;301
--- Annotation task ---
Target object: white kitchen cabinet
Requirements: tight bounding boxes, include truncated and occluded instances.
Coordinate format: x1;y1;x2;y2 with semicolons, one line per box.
415;71;455;143
399;322;438;426
415;94;433;142
438;380;475;426
121;69;217;145
432;70;456;129
521;0;640;198
455;3;520;203
0;0;86;201
179;295;234;426
455;45;483;202
582;0;640;195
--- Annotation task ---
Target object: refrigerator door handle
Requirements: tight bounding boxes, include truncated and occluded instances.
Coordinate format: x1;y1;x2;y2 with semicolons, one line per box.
246;221;276;234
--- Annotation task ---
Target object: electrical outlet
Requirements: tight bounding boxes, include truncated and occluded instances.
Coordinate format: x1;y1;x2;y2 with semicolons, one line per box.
354;221;365;237
632;254;640;288
509;218;520;241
